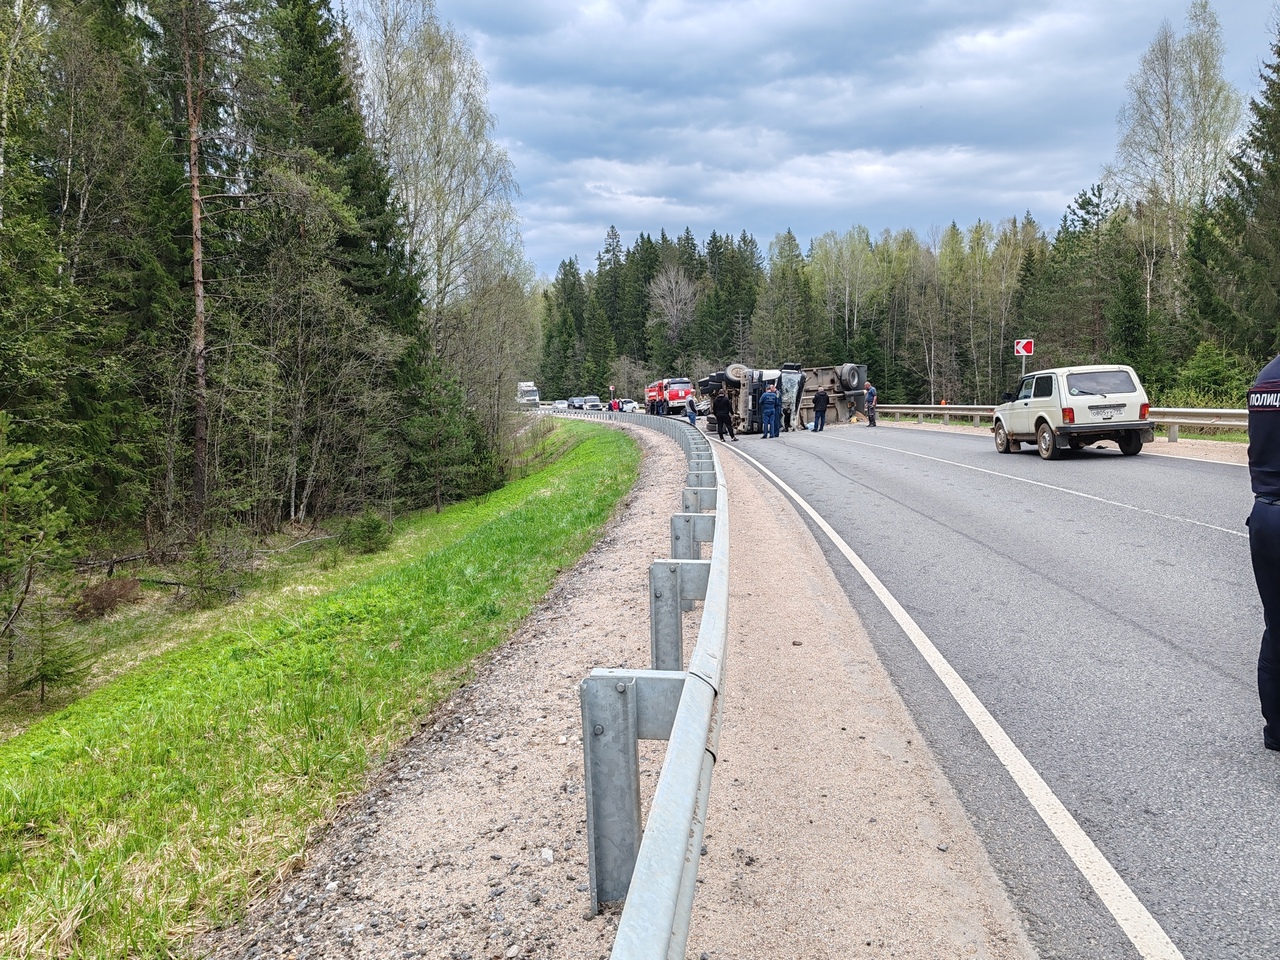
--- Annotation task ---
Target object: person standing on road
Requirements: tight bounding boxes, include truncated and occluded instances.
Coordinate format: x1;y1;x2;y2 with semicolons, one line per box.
865;380;878;427
1249;355;1280;751
685;393;698;427
759;383;782;438
812;386;830;432
712;390;737;442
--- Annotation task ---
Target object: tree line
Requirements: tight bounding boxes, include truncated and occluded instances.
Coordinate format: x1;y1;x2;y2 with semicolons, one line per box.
540;2;1272;411
0;0;537;680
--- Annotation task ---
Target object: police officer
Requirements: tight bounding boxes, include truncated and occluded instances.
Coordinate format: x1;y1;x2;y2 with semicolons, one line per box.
1248;354;1280;750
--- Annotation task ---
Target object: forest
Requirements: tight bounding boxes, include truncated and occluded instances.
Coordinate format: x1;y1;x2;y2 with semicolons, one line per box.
4;0;1280;695
0;0;540;675
539;3;1280;418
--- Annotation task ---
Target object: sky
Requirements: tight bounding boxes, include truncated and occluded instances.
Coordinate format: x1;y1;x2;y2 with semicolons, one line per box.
435;0;1276;280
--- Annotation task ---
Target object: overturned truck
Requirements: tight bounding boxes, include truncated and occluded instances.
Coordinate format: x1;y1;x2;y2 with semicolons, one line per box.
695;362;868;435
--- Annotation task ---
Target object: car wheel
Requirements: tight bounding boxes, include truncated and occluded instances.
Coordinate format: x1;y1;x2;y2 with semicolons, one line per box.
994;420;1012;453
1118;432;1143;456
1037;422;1060;460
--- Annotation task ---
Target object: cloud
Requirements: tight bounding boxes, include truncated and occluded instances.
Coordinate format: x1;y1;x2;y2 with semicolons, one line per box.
438;0;1272;276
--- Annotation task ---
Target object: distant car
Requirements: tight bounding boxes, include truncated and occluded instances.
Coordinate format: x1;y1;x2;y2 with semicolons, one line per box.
619;398;638;413
583;395;603;411
569;397;585;409
553;399;570;410
991;364;1153;459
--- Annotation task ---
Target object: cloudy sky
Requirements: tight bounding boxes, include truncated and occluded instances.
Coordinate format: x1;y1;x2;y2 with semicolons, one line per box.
435;0;1274;279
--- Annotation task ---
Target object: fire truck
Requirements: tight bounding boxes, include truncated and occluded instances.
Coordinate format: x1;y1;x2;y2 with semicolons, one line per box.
644;377;695;414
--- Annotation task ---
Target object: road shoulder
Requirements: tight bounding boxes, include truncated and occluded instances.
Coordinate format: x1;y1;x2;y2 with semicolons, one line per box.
684;445;1038;959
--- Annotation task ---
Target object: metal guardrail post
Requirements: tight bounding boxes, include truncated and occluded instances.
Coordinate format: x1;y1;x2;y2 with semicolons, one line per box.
581;674;642;908
1169;424;1180;442
580;669;688;914
650;560;711;671
671;513;715;560
682;487;717;512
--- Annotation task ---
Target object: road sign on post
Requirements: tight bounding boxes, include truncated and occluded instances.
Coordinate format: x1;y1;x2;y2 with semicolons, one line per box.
1015;338;1034;375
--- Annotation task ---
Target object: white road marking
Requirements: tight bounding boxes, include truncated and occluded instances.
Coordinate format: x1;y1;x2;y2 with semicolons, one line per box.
833;436;1247;538
730;446;1187;960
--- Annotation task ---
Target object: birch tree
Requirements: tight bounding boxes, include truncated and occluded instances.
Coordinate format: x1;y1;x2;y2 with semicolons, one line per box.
354;0;521;360
1110;1;1241;282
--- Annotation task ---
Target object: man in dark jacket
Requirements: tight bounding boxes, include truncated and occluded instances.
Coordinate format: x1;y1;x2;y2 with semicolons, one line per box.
1249;355;1280;750
812;386;830;432
712;390;737;442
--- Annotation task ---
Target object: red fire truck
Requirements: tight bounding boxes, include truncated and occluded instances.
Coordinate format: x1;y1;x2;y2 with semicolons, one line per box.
645;377;694;414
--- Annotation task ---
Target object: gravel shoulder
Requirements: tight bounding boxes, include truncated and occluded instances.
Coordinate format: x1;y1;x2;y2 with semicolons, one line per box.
190;419;1236;960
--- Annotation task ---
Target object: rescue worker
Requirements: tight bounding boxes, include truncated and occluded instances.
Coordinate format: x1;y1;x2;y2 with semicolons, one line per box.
759;383;782;438
712;390;737;442
812;386;830;432
1248;354;1280;750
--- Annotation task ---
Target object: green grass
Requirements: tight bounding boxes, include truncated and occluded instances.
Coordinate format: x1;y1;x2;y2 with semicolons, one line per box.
0;420;640;959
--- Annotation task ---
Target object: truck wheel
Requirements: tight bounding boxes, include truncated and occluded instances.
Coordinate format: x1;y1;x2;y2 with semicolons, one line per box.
725;363;748;386
1037;422;1060;460
1118;433;1143;456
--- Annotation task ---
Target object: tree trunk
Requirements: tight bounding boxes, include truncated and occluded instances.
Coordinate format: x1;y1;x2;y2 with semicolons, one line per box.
182;17;209;531
0;0;29;230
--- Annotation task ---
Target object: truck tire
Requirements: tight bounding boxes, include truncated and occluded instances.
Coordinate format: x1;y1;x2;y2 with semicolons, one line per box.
725;362;748;386
839;363;864;392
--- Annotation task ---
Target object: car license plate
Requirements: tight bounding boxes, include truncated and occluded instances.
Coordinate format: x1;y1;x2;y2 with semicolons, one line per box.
1090;404;1123;420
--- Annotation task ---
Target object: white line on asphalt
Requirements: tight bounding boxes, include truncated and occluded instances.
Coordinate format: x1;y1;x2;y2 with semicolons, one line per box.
834;436;1247;538
729;446;1187;960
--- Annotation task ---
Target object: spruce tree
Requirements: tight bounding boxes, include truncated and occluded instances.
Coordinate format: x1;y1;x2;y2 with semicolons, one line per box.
1213;27;1280;356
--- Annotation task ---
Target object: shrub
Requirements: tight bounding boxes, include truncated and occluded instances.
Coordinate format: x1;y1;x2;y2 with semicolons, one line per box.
73;577;142;621
339;508;393;554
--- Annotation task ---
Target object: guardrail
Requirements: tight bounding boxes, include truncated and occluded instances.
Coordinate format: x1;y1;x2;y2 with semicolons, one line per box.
878;404;1247;441
550;409;727;959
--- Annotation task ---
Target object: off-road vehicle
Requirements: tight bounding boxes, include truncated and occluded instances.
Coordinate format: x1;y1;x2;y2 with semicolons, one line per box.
992;364;1154;459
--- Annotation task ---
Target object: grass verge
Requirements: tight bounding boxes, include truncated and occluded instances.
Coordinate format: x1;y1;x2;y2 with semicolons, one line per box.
0;420;640;959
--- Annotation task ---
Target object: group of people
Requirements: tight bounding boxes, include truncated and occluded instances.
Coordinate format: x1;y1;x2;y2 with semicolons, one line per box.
699;379;878;443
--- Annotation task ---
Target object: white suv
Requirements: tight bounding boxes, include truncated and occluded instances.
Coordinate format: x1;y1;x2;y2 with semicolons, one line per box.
992;364;1154;459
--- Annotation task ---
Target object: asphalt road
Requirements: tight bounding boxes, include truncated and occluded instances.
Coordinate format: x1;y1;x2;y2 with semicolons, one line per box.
728;423;1278;960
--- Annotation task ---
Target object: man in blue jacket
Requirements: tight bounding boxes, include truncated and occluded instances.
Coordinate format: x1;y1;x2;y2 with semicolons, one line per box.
1249;355;1280;750
759;384;781;438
